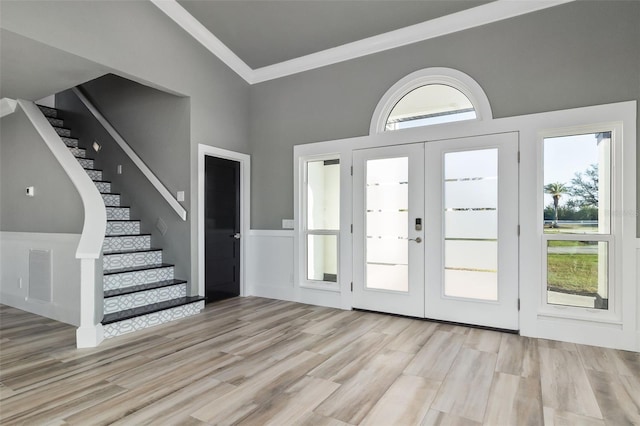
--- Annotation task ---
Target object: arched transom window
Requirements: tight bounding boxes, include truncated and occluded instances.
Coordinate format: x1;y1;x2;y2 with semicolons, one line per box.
370;67;492;134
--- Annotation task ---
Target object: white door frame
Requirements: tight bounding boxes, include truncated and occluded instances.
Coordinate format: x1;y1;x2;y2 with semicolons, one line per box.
292;101;636;351
197;144;251;298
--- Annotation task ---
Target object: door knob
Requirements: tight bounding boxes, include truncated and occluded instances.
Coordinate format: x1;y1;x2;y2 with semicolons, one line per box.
408;237;422;243
233;233;241;239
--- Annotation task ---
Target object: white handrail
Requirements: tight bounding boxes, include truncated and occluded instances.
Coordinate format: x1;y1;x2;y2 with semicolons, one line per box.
19;99;106;348
72;87;188;221
18;100;106;258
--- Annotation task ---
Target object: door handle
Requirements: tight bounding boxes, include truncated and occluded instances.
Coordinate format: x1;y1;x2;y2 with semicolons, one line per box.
408;237;422;243
232;233;241;239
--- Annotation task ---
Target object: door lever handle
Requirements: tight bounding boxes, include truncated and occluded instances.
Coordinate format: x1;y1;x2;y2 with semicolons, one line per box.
408;237;422;243
232;233;241;239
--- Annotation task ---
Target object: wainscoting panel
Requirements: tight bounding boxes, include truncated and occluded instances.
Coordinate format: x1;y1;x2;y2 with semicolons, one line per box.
246;230;295;301
0;232;81;325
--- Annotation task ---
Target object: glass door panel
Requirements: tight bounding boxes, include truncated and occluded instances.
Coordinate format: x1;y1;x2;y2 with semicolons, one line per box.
443;149;498;301
353;144;425;317
366;157;409;291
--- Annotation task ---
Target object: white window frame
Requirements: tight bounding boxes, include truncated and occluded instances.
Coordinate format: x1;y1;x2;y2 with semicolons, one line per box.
300;154;341;291
537;123;622;323
291;64;636;350
369;67;493;135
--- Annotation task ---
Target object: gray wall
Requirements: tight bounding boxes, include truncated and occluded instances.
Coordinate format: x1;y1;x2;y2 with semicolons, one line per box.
1;0;250;286
56;75;192;283
0;105;83;233
249;1;640;230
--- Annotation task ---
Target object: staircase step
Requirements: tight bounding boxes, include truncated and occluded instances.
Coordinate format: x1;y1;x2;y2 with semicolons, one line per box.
47;117;64;127
53;126;71;137
61;137;79;148
103;234;151;253
102;296;205;338
68;147;86;158
106;220;140;236
103;248;162;270
106;206;130;221
37;105;58;118
77;157;94;169
104;279;187;298
84;169;103;181
94;181;111;194
101;193;121;207
103;264;175;291
103;280;188;315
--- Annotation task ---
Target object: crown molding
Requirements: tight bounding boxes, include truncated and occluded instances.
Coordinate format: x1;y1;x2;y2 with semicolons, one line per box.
152;0;575;85
150;0;255;83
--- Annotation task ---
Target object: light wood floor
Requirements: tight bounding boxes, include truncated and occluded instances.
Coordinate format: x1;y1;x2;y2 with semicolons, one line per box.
1;297;639;425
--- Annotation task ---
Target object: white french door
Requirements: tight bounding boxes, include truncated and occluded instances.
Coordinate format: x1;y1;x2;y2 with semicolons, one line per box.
353;144;425;317
353;133;519;330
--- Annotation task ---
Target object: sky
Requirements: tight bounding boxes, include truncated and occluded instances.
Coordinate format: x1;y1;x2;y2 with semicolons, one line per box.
543;133;601;207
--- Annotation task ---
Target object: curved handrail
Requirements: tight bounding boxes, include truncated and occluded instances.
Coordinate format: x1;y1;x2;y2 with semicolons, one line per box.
17;100;106;258
72;87;188;221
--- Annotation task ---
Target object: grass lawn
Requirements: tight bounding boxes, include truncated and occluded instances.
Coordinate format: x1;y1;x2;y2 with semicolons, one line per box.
547;240;600;294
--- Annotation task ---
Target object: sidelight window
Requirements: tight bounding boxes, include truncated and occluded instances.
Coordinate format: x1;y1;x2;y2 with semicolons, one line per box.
305;158;340;283
542;131;612;311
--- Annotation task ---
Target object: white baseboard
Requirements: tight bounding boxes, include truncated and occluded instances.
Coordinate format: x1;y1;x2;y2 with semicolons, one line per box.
248;284;296;302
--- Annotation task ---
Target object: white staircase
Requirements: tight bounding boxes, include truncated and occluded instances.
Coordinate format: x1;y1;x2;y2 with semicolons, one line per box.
38;105;204;339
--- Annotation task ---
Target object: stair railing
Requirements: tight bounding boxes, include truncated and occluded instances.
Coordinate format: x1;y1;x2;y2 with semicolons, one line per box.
18;99;106;348
71;87;188;221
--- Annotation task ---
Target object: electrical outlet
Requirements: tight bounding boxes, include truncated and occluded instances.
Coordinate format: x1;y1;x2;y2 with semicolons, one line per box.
282;219;294;229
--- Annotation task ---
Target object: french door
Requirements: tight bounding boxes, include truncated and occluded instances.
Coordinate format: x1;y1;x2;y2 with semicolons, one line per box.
352;133;519;330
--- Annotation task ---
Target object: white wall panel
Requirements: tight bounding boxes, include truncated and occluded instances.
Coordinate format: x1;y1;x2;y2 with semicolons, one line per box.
246;230;295;301
0;232;81;325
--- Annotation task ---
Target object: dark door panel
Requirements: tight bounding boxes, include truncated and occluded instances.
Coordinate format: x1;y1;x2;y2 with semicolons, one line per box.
205;156;240;303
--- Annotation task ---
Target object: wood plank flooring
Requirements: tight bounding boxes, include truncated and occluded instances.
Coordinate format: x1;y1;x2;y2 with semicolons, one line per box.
1;297;639;425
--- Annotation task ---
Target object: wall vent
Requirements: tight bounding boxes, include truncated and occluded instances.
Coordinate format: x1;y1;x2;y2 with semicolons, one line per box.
29;249;52;302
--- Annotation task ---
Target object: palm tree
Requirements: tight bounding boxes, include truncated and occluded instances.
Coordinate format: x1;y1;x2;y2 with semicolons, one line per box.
544;182;567;227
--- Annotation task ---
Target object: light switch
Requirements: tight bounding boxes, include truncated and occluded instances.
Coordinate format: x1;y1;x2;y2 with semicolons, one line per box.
177;191;185;202
26;186;35;197
117;165;122;174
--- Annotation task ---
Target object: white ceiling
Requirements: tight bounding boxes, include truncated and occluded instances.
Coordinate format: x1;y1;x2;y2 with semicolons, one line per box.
153;0;575;84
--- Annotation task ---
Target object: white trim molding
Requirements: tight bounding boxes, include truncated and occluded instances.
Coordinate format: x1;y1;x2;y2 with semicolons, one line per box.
151;0;574;84
72;87;188;221
287;100;637;351
369;67;494;134
197;145;251;298
150;0;254;83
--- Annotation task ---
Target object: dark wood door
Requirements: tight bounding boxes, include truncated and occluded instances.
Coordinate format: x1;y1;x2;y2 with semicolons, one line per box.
204;156;240;303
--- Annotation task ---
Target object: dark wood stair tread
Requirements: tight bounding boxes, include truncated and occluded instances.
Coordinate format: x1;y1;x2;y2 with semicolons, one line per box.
104;279;188;298
102;296;204;324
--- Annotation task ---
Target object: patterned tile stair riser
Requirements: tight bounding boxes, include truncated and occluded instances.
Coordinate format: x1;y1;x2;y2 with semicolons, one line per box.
106;221;140;236
103;265;175;291
103;235;151;253
104;283;187;314
102;300;204;339
106;207;130;221
103;250;162;270
37;104;204;340
94;181;111;193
